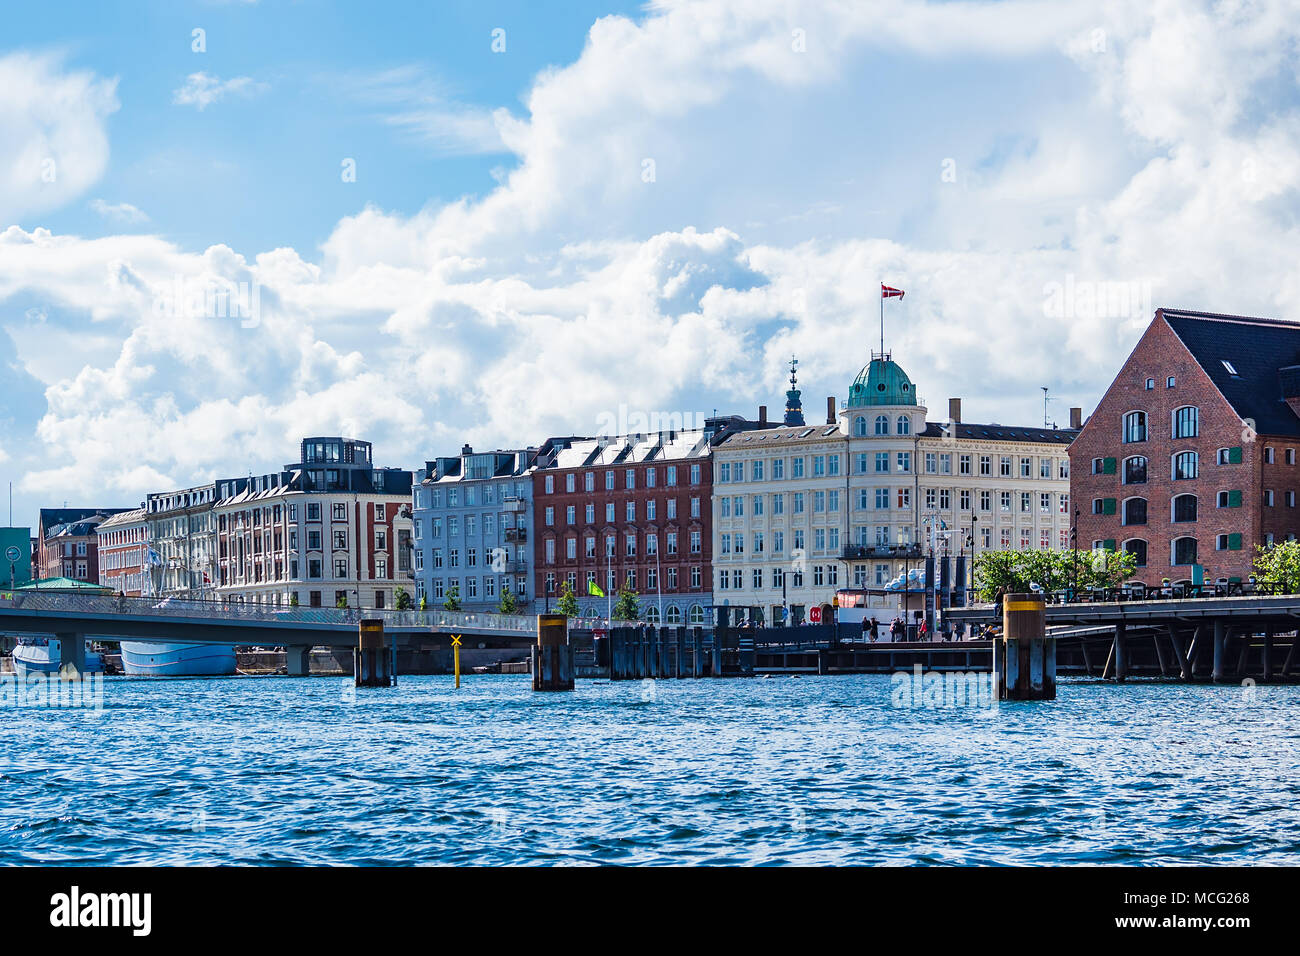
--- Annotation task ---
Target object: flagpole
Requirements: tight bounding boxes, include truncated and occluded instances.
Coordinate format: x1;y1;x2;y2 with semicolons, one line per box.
880;283;884;356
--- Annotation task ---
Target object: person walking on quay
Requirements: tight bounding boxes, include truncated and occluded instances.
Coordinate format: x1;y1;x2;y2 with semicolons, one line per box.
918;618;928;642
889;616;902;642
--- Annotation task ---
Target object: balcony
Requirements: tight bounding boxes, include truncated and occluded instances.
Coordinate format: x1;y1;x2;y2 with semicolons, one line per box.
841;544;924;561
502;497;526;514
504;561;528;574
504;527;527;542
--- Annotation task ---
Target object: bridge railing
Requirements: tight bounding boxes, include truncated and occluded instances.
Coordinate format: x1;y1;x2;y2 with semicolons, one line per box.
0;590;538;633
959;581;1295;607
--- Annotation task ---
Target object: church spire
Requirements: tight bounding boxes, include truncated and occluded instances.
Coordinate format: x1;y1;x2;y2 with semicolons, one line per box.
784;355;805;426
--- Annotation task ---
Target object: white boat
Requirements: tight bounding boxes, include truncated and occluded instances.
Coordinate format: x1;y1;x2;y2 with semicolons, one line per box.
119;641;238;676
12;637;105;677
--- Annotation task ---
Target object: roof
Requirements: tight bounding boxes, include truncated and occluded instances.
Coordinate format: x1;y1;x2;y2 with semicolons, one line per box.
717;423;844;449
96;508;148;530
547;430;711;470
18;577;113;593
920;422;1079;445
847;355;919;408
1161;308;1300;437
39;507;128;533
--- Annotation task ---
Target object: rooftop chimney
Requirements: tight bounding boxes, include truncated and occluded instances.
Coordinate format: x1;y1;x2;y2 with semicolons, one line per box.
1069;407;1082;429
826;397;836;425
948;398;961;424
758;405;768;424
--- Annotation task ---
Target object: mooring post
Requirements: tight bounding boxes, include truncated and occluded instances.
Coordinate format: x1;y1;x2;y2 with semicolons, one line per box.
532;613;574;691
1212;619;1227;683
692;626;704;678
676;626;687;678
1263;630;1274;682
355;619;391;686
56;632;86;682
1113;622;1127;683
996;592;1054;700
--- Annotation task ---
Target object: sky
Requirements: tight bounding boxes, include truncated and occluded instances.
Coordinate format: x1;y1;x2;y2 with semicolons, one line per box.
2;0;1300;530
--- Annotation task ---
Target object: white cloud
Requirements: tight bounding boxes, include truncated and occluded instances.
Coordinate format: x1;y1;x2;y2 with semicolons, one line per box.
338;66;508;156
89;198;149;224
3;0;1300;514
171;72;268;111
0;52;119;224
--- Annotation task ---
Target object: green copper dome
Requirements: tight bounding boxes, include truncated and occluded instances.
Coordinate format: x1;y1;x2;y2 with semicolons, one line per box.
847;355;918;407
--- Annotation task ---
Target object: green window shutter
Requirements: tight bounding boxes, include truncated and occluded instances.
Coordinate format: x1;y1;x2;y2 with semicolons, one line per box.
1103;457;1117;474
1103;539;1117;551
1228;489;1242;507
1228;446;1243;464
1102;498;1117;515
1228;533;1243;550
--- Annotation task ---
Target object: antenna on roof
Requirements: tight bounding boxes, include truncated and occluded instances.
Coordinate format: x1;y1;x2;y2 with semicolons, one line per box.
1041;386;1052;429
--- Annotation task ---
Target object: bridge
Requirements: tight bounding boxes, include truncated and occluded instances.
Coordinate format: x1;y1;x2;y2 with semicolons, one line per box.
946;593;1300;682
0;591;538;676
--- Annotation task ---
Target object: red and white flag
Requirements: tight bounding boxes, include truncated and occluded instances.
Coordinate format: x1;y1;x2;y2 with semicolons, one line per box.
881;284;905;299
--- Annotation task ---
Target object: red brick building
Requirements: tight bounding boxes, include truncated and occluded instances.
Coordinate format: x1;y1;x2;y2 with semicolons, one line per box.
37;508;131;584
532;430;715;623
1070;308;1300;585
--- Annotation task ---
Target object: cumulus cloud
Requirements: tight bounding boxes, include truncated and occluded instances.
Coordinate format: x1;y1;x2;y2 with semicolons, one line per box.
3;0;1300;513
171;72;268;111
0;52;119;224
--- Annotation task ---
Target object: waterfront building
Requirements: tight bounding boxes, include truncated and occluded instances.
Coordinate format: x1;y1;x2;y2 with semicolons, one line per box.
713;354;1078;623
212;437;414;609
95;508;150;596
413;440;577;614
530;415;773;623
144;483;232;598
1071;308;1300;585
36;508;130;584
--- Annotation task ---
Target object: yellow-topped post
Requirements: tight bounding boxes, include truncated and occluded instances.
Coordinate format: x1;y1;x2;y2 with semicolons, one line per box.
533;613;574;691
993;592;1055;700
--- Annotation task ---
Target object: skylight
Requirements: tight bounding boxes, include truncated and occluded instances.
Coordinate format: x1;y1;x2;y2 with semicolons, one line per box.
1222;359;1239;375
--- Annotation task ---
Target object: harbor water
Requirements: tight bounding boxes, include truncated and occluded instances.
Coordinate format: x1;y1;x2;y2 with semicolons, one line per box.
3;673;1300;865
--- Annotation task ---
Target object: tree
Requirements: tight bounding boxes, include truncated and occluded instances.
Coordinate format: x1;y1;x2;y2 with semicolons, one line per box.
1254;540;1300;593
419;594;428;611
443;584;461;612
612;580;640;621
498;588;520;615
974;548;1136;602
289;593;299;608
394;586;412;611
336;594;349;609
556;580;579;617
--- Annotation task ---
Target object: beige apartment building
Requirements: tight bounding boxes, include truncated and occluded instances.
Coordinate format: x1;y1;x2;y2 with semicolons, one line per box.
712;353;1079;623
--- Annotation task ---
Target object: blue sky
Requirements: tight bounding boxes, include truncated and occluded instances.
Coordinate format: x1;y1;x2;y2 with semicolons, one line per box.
2;0;1300;530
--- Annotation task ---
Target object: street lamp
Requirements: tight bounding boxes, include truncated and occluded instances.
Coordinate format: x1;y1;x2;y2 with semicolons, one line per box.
1070;507;1080;599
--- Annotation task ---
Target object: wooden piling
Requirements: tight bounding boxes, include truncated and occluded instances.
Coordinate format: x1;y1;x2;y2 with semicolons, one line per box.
995;592;1055;700
532;613;574;691
1212;619;1227;683
1113;622;1127;683
1169;626;1191;681
1263;630;1274;681
355;619;393;687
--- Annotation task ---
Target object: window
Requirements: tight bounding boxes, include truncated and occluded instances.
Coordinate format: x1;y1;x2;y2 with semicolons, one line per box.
1119;457;1148;487
1145;378;1155;390
1173;451;1198;480
897;415;910;435
1172;406;1198;439
1171;536;1197;566
1172;494;1197;523
874;415;888;435
1122;498;1147;525
854;416;867;437
1264;447;1275;464
1218;447;1242;465
1217;489;1242;508
1123;539;1148;567
1123;411;1147;443
1167;376;1176;388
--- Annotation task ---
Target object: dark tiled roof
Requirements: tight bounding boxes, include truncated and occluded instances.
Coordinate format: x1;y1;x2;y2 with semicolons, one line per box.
920;422;1079;444
1162;308;1300;438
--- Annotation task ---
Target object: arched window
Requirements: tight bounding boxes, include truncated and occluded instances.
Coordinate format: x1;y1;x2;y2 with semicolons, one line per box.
1173;451;1198;480
1172;406;1199;439
1172;536;1198;566
874;415;889;435
585;607;599;618
689;604;705;625
665;604;682;624
897;415;910;435
1122;497;1147;526
1123;411;1147;443
1123;456;1147;484
853;416;867;437
1172;494;1198;523
1123;539;1148;567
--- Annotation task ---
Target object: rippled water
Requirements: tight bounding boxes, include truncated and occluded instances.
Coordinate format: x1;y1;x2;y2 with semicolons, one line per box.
3;673;1299;865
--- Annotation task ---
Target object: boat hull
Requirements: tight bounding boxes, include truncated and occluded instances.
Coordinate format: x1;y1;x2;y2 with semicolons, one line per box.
120;641;238;677
12;638;105;677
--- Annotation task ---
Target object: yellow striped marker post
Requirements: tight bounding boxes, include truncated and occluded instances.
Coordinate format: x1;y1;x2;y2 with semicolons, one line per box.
452;634;462;689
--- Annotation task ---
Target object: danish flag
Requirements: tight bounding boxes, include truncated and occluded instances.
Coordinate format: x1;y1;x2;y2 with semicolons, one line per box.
881;284;905;299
